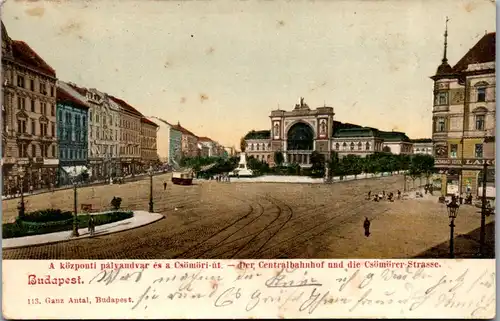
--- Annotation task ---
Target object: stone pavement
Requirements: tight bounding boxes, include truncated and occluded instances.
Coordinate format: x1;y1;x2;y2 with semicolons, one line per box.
2;210;163;249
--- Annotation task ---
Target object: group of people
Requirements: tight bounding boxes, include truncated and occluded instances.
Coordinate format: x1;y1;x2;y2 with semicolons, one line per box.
367;190;401;202
211;174;231;182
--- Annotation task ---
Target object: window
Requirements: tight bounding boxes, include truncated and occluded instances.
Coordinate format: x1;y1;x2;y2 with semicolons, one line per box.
51;145;55;157
51;104;55;116
477;87;486;102
70;150;74;159
365;142;370;150
350;142;355;151
17;119;26;133
435;92;448;105
40;83;46;95
17;76;25;88
475;144;483;158
50;86;54;97
51;123;55;137
450;144;458;158
30;79;34;91
358;142;362;150
31;100;35;112
475;115;485;130
40;123;47;136
31;120;35;135
256;144;260;151
17;97;25;110
58;110;63;121
31;145;36;157
18;143;27;157
436;118;446;132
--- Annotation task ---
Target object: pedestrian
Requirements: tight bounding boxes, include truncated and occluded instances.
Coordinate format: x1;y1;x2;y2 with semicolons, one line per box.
29;184;33;194
163;182;167;190
88;215;95;236
363;217;371;237
367;191;371;200
397;190;401;200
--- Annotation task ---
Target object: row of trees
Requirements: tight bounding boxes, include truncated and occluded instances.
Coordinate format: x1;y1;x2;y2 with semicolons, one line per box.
180;151;436;181
247;151;435;180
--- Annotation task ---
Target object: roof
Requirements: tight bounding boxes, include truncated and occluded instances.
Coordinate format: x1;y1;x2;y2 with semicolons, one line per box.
334;128;379;138
453;32;496;72
150;116;174;127
197;136;213;142
379;130;411;142
244;130;271;140
109;96;143;116
141;117;158;127
172;123;197;137
56;86;89;110
66;82;88;96
411;138;432;143
332;121;363;136
11;40;56;77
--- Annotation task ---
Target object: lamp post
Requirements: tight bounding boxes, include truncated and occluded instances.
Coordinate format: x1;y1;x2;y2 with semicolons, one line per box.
71;180;79;237
148;165;154;213
446;198;460;258
18;166;25;218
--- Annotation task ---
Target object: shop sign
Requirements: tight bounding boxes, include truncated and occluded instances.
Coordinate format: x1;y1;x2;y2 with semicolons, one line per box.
435;158;495;166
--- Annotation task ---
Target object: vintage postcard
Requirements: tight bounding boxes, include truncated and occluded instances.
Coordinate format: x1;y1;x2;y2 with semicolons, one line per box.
1;0;496;319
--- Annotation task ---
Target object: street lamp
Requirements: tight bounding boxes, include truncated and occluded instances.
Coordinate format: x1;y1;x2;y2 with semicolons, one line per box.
71;180;79;237
148;165;154;213
18;166;25;218
446;198;460;258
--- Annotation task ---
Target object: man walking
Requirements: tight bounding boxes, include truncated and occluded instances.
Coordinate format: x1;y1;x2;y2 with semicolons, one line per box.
163;181;167;190
363;217;371;237
88;215;96;236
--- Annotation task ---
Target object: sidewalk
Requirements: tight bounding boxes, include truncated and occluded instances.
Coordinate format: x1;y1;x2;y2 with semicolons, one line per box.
413;221;495;258
2;172;168;201
2;210;164;249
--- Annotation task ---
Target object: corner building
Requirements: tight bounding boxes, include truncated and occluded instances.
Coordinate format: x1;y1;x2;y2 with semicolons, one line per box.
1;21;58;193
431;29;495;196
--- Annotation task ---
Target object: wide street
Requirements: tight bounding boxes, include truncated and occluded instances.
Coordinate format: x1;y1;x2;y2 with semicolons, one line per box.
2;173;494;259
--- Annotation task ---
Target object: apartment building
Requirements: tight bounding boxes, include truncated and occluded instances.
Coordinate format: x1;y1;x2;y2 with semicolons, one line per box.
2;21;58;193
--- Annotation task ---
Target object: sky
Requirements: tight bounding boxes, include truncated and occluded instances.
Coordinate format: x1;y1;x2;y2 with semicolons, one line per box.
2;0;496;148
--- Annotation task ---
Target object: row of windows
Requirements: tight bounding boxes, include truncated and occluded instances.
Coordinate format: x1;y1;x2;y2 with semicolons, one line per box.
335;142;371;151
120;146;140;155
90;127;118;141
58;128;87;142
449;143;484;158
17;143;55;158
61;149;87;160
89;110;119;127
18;97;55;116
90;144;118;157
435;86;489;106
17;75;54;97
58;110;87;127
434;115;486;132
247;143;271;151
18;119;54;137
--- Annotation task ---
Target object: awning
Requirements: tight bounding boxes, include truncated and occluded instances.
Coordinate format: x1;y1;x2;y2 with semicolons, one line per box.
62;166;89;177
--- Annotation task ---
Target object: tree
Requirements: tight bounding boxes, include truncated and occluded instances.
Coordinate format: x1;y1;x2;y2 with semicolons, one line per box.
410;154;435;185
240;137;247;152
310;151;325;178
274;151;284;167
328;151;340;178
342;154;362;179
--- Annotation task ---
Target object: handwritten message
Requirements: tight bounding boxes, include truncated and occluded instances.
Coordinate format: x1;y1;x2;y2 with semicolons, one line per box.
3;259;495;319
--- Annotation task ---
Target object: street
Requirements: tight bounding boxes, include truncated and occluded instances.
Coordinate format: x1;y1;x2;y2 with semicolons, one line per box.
2;173;494;259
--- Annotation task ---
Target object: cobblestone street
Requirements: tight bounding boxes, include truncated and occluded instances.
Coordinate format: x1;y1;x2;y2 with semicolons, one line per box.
2;173;494;259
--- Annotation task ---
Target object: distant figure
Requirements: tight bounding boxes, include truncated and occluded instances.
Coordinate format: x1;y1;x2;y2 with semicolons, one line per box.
29;185;33;194
163;182;167;190
382;191;386;199
367;191;371;200
88;215;96;236
363;217;371;237
397;190;401;200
